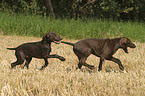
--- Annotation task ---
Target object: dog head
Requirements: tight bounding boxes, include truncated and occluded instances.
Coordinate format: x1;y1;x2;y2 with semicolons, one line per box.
120;37;136;53
43;32;62;44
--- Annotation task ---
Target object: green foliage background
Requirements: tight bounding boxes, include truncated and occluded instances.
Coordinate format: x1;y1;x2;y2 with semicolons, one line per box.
0;12;144;42
0;0;145;21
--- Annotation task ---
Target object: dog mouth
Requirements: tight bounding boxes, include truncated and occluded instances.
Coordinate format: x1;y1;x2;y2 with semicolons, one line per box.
53;37;62;44
53;40;60;44
123;48;129;53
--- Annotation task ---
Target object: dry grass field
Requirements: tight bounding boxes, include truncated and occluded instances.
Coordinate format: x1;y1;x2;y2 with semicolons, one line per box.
0;35;145;96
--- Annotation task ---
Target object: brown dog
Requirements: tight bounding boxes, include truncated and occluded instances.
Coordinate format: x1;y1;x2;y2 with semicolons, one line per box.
7;32;65;70
61;37;136;72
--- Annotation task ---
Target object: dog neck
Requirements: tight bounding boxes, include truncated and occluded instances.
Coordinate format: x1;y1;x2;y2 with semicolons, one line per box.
41;40;51;48
111;38;122;53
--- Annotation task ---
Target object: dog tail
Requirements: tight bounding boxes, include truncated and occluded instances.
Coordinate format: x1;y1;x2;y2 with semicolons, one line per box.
61;41;74;46
7;48;17;50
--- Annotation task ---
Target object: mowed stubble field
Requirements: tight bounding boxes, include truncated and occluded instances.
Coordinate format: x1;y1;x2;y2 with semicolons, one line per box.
0;35;145;96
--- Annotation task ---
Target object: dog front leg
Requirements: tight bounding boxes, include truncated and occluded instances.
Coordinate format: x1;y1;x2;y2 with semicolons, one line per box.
106;57;124;71
40;58;49;70
98;56;105;71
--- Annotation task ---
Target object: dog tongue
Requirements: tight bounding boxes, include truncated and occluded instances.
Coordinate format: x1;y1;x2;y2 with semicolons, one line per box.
54;41;60;44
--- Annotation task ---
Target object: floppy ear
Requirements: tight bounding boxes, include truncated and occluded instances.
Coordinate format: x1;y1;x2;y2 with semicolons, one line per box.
43;34;46;41
43;34;49;41
120;38;126;48
120;38;128;53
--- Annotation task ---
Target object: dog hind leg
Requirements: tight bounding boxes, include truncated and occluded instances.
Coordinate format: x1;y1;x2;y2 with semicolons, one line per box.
11;50;25;68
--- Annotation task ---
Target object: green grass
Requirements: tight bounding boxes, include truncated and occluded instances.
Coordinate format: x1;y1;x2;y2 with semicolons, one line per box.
0;12;145;42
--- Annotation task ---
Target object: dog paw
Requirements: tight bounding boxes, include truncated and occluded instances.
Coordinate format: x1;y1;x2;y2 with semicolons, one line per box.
90;66;95;70
59;57;65;61
40;67;45;71
11;64;16;69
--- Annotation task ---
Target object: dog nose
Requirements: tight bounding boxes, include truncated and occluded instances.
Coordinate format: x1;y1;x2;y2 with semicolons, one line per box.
133;44;136;48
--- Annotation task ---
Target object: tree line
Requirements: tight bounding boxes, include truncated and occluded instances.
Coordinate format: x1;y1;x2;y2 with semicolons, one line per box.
0;0;145;21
